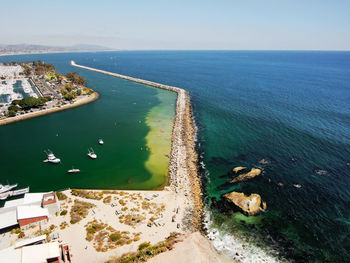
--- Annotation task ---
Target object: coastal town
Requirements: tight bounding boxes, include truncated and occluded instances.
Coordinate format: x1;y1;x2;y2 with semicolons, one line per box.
0;61;97;125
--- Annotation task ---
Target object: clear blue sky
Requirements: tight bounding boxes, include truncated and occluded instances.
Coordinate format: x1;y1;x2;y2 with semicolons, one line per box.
1;0;349;50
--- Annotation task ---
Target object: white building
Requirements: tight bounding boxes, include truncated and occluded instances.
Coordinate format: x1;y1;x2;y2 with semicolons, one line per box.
0;192;60;230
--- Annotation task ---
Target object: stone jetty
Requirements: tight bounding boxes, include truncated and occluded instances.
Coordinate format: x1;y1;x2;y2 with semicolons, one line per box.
71;61;203;231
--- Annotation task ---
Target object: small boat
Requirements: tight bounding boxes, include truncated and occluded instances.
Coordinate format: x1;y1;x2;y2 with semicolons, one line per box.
43;150;61;164
0;183;18;194
87;148;97;159
68;168;80;174
98;138;104;145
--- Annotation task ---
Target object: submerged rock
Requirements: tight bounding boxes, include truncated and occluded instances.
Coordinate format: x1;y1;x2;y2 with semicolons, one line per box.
232;166;247;173
223;192;266;216
230;168;262;184
259;158;270;165
315;169;327;175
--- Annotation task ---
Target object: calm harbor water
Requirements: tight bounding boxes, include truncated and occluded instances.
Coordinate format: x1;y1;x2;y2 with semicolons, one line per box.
0;53;176;191
1;51;350;262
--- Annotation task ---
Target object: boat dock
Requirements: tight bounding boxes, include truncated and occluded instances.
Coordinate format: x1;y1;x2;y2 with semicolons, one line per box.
0;187;30;200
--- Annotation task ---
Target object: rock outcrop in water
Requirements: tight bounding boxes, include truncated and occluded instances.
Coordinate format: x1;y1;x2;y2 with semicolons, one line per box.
232;166;247;173
230;168;262;184
223;192;266;216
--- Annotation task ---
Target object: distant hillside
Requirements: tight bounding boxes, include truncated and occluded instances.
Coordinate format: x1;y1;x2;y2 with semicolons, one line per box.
0;43;114;54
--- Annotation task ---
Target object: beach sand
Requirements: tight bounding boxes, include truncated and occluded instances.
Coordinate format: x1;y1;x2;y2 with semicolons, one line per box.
5;187;194;263
148;232;232;263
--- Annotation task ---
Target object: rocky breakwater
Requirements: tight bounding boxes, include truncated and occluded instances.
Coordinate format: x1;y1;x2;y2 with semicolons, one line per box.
71;61;203;231
167;88;203;231
230;167;262;184
223;192;267;216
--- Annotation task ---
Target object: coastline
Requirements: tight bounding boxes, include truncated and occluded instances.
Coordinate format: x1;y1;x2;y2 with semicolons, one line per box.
1;61;220;263
71;61;204;231
0;92;99;126
0;50;116;57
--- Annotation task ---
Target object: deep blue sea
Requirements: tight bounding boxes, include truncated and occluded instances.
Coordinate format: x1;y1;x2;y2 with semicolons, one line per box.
2;51;350;262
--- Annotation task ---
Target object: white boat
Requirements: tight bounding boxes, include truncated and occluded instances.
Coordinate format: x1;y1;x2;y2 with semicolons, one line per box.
0;183;18;194
87;148;97;159
68;168;80;173
43;150;61;164
98;138;104;145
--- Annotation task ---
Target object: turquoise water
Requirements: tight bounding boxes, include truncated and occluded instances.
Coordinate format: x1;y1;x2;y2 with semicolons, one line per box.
1;51;350;262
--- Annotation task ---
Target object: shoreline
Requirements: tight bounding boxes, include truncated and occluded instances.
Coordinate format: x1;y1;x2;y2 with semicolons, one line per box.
0;50;117;57
0;92;99;126
71;61;204;231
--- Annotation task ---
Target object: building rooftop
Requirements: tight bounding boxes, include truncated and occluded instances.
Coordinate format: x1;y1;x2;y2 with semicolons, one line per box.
15;235;46;249
4;198;24;208
0;206;18;229
21;242;60;263
23;193;46;205
0;242;60;263
0;245;21;263
17;206;48;220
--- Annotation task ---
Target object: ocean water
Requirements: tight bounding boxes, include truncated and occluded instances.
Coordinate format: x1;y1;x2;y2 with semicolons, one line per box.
1;51;350;262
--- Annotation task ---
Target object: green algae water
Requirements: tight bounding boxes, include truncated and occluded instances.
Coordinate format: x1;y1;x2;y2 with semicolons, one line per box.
0;55;176;191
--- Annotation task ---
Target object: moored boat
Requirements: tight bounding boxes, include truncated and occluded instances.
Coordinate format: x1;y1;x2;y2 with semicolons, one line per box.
87;148;97;159
0;183;18;194
43;149;61;164
68;168;80;173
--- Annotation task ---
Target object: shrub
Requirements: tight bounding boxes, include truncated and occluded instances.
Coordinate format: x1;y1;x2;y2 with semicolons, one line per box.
70;199;95;224
10;228;21;234
60;210;67;216
109;233;121;242
138;242;151;251
57;192;67;200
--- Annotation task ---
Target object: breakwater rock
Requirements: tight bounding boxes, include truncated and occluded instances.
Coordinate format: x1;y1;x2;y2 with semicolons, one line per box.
232;166;247;173
168;89;203;231
223;192;266;216
230;168;262;184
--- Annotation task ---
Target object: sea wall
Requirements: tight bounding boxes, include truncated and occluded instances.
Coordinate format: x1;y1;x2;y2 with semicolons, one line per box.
72;61;203;231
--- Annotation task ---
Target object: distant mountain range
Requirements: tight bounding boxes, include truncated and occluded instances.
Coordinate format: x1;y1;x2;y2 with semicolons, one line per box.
0;44;115;54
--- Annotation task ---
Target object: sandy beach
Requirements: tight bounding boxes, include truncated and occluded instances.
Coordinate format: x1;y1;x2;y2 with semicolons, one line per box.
0;92;99;126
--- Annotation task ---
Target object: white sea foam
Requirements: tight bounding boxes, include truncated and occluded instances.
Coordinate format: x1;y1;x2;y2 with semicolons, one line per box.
203;211;288;263
200;185;288;263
